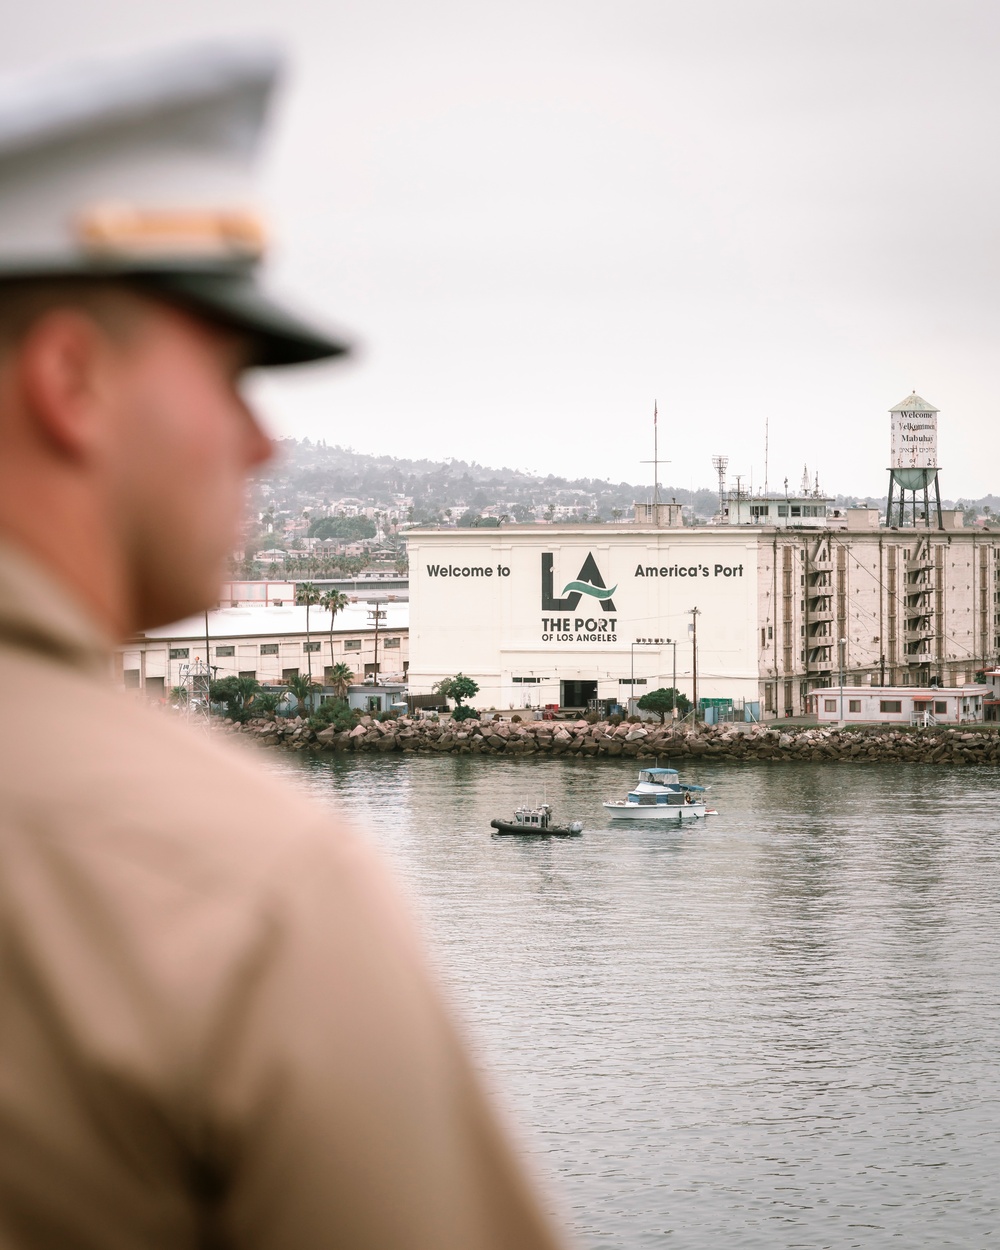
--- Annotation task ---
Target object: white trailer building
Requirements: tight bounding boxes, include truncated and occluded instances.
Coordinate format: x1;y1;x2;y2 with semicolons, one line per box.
810;686;983;725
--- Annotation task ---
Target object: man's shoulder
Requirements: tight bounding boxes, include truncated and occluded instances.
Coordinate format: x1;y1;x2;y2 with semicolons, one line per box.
0;645;349;898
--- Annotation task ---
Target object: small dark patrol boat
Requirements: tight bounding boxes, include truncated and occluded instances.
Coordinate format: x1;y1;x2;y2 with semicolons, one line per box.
491;804;583;837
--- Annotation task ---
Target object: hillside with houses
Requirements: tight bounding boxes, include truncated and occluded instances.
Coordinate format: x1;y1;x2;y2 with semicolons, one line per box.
231;439;1000;578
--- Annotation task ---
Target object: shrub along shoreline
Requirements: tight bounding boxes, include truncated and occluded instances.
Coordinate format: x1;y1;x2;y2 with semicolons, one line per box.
219;714;1000;765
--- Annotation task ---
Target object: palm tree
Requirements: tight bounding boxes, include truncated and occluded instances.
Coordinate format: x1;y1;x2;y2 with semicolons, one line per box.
320;588;350;679
234;674;262;711
285;672;320;717
296;581;321;679
327;662;354;699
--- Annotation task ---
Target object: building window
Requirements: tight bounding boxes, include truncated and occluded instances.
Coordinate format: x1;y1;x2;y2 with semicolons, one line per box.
764;685;773;712
238;670;256;681
767;625;773;639
880;700;902;713
344;639;362;650
282;668;299;681
824;699;837;712
778;506;788;517
513;677;547;684
124;669;140;689
383;637;401;648
260;643;279;655
935;701;947;714
303;641;321;652
169;648;189;660
848;699;861;713
618;678;647;686
216;645;235;657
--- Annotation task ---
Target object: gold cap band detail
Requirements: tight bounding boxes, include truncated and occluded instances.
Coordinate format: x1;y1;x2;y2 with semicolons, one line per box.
76;204;267;261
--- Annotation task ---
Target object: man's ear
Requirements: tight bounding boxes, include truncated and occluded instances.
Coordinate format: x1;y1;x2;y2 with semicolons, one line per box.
16;309;117;462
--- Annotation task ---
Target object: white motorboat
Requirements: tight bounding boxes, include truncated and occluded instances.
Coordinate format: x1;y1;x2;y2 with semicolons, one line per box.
603;767;717;821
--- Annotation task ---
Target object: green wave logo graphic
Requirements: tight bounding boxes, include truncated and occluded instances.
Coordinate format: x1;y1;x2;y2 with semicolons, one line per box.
561;580;618;600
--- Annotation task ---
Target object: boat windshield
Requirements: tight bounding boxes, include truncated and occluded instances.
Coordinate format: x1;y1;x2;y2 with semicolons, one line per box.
638;769;680;786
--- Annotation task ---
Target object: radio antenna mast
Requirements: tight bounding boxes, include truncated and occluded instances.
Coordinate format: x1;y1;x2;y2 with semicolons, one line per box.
764;417;769;497
641;401;670;526
711;454;729;521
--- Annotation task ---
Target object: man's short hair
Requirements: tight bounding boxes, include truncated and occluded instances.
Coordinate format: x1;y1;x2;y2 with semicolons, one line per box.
0;277;139;357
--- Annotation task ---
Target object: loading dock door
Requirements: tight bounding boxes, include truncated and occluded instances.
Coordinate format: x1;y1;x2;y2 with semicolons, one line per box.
561;679;598;708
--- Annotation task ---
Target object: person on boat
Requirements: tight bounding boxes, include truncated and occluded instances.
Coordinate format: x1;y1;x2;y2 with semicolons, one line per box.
0;43;567;1250
684;791;694;804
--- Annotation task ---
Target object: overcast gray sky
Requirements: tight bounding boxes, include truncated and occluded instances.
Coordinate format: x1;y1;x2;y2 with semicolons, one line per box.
4;0;998;498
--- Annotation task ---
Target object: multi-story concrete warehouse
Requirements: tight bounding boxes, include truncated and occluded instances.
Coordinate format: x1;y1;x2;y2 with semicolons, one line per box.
407;507;1000;717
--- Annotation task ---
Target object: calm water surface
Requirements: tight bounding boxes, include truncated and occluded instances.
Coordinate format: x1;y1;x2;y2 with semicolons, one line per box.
271;752;1000;1249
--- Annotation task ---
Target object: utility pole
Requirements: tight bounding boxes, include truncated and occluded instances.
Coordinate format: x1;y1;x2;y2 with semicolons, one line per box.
367;599;387;686
201;609;215;710
839;637;847;724
689;607;700;716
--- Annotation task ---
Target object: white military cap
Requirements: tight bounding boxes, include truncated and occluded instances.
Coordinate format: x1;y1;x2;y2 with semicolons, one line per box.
0;41;351;365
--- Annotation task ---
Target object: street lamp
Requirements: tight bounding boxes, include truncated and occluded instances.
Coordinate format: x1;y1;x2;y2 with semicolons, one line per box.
664;638;678;718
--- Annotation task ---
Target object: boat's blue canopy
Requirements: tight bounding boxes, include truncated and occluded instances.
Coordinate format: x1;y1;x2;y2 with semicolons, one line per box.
627;784;705;800
641;768;679;776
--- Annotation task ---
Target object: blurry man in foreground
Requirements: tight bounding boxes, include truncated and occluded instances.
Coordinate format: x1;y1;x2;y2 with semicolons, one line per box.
0;43;567;1249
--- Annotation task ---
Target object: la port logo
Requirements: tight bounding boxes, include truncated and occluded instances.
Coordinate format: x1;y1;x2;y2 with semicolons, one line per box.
541;552;617;612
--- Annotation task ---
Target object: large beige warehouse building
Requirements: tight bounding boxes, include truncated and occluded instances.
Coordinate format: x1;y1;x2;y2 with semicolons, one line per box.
407;509;1000;718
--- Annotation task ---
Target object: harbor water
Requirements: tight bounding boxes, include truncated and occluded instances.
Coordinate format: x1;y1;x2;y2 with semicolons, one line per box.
273;752;1000;1249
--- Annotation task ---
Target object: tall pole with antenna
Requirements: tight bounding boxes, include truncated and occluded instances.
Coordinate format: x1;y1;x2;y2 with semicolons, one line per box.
764;417;769;497
712;455;728;522
653;400;660;510
641;401;670;528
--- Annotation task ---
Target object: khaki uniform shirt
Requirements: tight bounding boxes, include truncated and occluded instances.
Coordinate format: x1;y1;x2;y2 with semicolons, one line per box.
0;544;568;1250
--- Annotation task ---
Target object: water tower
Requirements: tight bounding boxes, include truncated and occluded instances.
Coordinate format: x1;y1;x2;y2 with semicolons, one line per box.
886;392;942;528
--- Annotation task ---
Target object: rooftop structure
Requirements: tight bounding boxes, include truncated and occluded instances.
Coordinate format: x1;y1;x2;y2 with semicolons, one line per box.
724;493;841;528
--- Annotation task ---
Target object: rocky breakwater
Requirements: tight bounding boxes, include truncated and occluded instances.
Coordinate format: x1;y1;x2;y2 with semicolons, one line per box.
229;715;1000;765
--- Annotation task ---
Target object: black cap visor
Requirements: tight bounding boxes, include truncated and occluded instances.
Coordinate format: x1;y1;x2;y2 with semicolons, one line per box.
133;270;353;367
